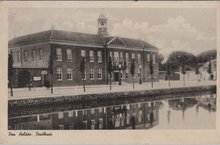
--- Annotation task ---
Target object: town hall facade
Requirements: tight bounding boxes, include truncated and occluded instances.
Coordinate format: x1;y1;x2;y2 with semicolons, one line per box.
8;14;159;88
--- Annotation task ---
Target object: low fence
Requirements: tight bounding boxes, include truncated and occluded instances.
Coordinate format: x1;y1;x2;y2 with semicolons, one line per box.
8;85;216;108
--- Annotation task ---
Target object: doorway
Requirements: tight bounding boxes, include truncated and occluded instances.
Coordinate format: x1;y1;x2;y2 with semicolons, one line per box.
114;72;119;81
18;70;31;88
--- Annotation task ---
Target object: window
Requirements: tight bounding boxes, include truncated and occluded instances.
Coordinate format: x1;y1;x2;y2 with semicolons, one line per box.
81;50;86;57
90;68;94;80
98;68;102;80
56;48;62;61
99;118;103;129
17;51;21;62
114;51;119;63
69;123;74;129
89;50;94;62
139;110;142;123
24;50;28;61
110;51;113;58
39;49;43;60
31;50;36;61
67;49;72;61
125;52;129;62
57;67;62;80
67;68;72;80
138;53;141;62
75;111;78;117
132;53;135;59
91;109;95;114
58;112;64;119
153;54;156;64
59;125;64;130
97;51;102;62
119;52;123;62
147;54;150;63
99;108;103;113
68;111;73;117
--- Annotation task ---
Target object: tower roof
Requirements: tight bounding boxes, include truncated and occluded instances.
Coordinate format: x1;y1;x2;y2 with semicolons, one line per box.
98;14;107;20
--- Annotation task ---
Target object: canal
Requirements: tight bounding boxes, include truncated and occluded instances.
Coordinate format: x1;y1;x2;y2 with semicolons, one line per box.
8;91;216;130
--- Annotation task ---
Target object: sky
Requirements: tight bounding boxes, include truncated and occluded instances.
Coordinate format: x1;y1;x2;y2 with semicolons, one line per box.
8;8;217;60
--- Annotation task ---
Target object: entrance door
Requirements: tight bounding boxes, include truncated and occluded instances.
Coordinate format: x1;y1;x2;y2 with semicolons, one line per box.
114;72;119;81
18;70;31;88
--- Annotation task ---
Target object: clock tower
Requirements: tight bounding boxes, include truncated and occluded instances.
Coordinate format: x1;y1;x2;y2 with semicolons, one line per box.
97;14;109;37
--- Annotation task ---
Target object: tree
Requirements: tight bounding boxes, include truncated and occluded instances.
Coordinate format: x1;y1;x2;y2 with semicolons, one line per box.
197;49;216;63
167;51;197;72
166;60;171;87
181;64;186;86
107;57;113;90
195;63;200;84
8;51;14;96
48;55;53;94
207;60;213;80
80;57;86;92
158;53;166;71
130;59;135;89
149;55;154;88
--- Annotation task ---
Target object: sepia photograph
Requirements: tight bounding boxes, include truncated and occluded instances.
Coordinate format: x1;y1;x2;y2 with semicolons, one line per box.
0;1;219;144
7;6;217;130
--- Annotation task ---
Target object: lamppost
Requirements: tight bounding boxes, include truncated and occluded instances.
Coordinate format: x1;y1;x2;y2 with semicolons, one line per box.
139;65;142;84
118;63;122;85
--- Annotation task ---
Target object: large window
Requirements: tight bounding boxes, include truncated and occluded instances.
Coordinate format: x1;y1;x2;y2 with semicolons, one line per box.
39;48;43;60
132;53;135;59
153;54;156;64
56;48;62;61
31;50;36;61
17;51;21;62
67;49;72;61
98;68;102;80
57;67;63;80
125;52;129;62
147;54;150;63
58;112;64;119
67;68;72;80
110;51;113;58
81;50;86;57
97;51;102;62
138;53;141;62
119;52;123;62
89;50;94;62
24;50;28;61
114;51;119;63
89;68;94;80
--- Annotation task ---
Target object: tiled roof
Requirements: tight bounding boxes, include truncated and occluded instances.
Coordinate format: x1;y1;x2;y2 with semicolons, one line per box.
9;29;158;51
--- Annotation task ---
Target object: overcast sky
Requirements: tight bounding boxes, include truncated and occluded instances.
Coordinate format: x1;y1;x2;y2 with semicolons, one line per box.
9;8;216;60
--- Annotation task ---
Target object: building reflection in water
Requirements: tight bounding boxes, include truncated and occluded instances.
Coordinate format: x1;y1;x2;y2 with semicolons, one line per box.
8;93;216;130
9;101;160;130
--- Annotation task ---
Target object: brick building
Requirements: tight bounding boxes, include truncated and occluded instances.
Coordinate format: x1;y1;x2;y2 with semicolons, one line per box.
9;14;159;88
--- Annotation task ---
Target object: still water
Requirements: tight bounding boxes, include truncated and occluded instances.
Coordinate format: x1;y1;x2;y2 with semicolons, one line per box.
8;92;216;130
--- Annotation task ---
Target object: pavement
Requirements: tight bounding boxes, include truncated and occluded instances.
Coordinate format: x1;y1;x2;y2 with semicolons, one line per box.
8;80;216;100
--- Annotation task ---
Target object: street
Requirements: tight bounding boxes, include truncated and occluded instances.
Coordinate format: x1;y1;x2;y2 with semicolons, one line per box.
8;80;216;100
